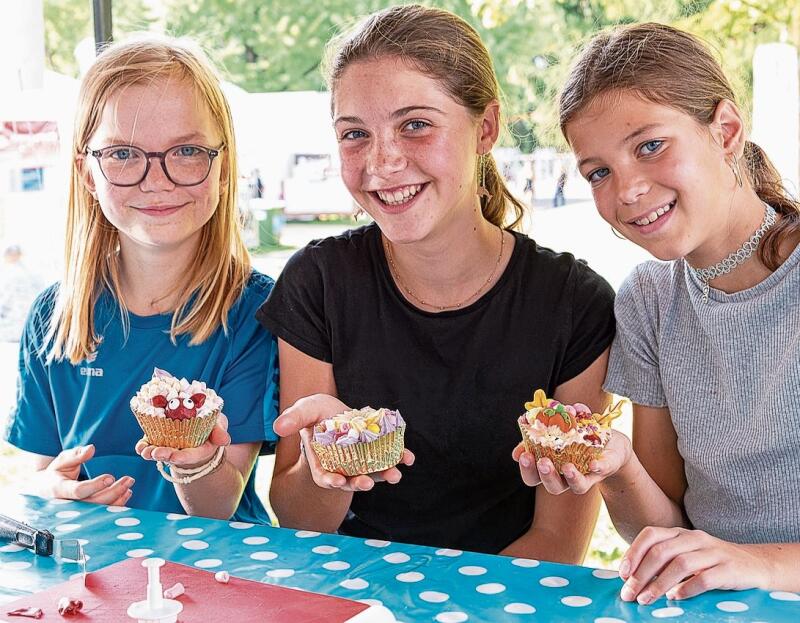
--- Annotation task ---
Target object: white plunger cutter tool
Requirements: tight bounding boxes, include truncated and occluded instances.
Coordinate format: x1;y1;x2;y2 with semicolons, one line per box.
127;557;183;623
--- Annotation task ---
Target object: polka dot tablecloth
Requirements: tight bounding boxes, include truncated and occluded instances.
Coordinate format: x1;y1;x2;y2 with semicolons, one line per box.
1;496;798;622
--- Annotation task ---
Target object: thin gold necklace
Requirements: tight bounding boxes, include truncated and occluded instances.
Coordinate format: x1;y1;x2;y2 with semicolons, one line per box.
384;226;505;311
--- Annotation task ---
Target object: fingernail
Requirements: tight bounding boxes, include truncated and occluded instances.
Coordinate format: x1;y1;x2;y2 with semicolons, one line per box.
538;460;550;475
74;446;84;454
620;583;635;601
619;558;630;578
103;477;113;486
563;467;574;479
637;592;652;605
520;454;531;468
666;590;677;601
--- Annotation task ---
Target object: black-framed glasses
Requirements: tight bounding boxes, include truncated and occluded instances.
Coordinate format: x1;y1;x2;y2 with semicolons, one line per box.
85;143;224;187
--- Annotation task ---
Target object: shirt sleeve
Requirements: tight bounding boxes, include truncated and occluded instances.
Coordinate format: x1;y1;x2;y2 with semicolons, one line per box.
603;266;667;407
4;288;62;456
256;244;332;362
556;260;617;385
217;275;279;453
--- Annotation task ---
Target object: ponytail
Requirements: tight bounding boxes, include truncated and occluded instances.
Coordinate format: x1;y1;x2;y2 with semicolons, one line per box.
743;140;800;270
482;154;525;230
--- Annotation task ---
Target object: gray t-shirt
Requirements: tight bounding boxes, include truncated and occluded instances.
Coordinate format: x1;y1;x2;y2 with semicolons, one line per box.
605;243;800;544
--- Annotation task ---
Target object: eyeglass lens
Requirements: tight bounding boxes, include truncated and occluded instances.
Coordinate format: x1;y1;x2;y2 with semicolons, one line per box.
97;145;213;185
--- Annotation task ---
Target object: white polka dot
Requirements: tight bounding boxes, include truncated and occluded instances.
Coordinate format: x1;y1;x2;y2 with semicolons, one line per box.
55;510;80;519
458;566;487;576
106;505;129;513
181;540;209;551
177;527;203;536
295;530;321;538
117;532;144;541
651;607;684;618
312;545;339;555
504;603;536;614
435;549;462;557
383;552;410;564
166;513;189;520
228;521;253;530
194;559;223;568
364;539;391;548
323;561;351;571
126;549;154;558
55;523;81;532
0;544;24;553
396;572;424;583
340;578;369;590
715;601;748;613
539;576;569;588
250;551;278;561
561;596;591;607
266;568;295;578
592;569;619;579
2;561;31;570
435;613;467;623
359;599;383;607
419;591;449;603
49;498;70;505
770;591;800;601
476;583;506;595
114;517;140;527
594;618;626;623
243;536;269;545
511;558;540;568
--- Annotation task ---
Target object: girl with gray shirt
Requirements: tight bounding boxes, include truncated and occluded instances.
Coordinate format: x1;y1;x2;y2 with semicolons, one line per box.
516;23;800;604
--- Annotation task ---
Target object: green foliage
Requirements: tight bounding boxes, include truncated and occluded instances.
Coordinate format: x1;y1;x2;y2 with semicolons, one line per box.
42;0;800;148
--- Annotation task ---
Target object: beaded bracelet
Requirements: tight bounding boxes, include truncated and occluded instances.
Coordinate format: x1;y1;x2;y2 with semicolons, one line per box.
156;446;226;485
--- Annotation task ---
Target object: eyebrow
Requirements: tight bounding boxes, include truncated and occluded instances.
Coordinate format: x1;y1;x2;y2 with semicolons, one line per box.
576;123;663;169
334;105;444;126
101;132;210;146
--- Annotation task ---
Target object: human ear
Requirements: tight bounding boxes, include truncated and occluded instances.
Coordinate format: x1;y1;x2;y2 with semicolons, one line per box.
75;154;97;198
709;99;745;158
477;99;501;154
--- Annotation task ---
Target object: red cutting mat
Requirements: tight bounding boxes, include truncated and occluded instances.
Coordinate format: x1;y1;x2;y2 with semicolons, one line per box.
3;558;376;622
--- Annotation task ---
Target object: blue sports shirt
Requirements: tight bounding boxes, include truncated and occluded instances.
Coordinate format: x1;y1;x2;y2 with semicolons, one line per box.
6;271;278;524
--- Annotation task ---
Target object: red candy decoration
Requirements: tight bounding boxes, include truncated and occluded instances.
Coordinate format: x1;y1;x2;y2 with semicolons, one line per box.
151;395;168;408
164;393;206;421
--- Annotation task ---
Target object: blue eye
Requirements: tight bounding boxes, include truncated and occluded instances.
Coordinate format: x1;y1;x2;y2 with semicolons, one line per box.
173;145;202;157
108;147;137;161
404;120;430;131
640;140;663;155
587;168;609;183
341;129;367;141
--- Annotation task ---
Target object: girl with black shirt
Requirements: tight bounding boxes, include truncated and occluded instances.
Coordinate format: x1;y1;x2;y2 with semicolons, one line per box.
258;4;615;560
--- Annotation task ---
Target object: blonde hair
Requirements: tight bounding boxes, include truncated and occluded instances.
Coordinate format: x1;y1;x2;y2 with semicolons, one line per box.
49;35;250;364
323;4;525;230
559;22;800;270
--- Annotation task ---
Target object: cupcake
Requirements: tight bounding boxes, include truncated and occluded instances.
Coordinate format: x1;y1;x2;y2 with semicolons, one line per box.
310;407;406;476
130;368;223;449
518;389;624;474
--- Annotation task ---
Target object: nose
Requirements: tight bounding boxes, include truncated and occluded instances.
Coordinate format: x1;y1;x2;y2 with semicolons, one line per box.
365;134;406;178
615;167;650;205
139;156;175;191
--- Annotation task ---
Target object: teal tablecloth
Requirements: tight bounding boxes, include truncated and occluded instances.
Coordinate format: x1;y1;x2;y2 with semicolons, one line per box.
1;495;798;622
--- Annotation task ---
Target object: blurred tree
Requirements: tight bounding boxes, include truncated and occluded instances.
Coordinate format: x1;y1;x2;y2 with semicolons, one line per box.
44;0;156;76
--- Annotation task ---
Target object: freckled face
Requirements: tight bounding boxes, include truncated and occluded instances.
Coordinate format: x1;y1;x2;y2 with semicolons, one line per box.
333;57;481;244
566;91;732;262
82;78;224;255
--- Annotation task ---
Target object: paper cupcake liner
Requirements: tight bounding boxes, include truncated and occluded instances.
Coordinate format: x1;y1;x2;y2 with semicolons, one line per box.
518;421;601;475
310;426;405;476
132;408;219;449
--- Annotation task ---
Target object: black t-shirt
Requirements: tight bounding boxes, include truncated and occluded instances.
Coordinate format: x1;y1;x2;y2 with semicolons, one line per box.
257;223;615;553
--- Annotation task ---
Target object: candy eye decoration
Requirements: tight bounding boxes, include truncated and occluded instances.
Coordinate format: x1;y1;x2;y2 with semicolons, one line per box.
168;398;181;411
183;397;195;410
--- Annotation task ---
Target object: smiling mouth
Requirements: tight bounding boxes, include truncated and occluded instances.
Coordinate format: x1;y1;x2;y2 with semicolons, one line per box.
373;183;425;206
632;200;675;226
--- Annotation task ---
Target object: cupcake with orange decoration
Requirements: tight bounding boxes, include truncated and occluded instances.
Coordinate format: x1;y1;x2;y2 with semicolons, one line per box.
518;389;624;474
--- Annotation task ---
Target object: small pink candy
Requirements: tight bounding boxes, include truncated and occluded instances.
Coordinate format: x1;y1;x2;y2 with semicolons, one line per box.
214;570;230;583
574;403;592;415
547;400;560;408
564;405;577;417
163;582;185;599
